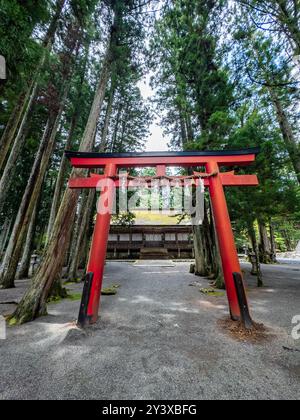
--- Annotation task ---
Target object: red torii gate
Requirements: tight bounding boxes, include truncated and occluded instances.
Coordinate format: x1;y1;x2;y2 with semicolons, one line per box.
66;148;260;329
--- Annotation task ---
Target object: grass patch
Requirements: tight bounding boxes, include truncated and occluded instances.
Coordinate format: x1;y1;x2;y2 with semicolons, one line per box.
48;284;121;303
199;288;225;297
8;317;17;326
67;293;82;301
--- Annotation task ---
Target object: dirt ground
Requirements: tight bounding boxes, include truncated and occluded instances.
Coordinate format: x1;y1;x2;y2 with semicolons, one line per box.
0;261;299;400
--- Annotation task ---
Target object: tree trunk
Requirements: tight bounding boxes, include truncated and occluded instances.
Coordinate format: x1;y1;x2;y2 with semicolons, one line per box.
192;225;207;276
10;32;115;323
65;190;87;272
0;118;54;288
192;204;212;277
0;80;41;204
67;190;95;282
101;82;116;149
282;229;293;251
48;276;68;301
259;221;272;264
79;227;90;270
17;203;38;280
179;113;188;146
36;224;46;253
269;219;277;263
0;218;12;256
0;121;31;216
0;93;27;172
110;103;122;151
269;87;300;183
185;113;194;142
46;115;77;242
248;221;263;287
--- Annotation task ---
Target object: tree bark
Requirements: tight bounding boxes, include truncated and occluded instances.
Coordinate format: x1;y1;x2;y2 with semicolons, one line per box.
268;87;300;183
65;190;87;273
110;103;122;151
17;203;38;279
46;115;77;242
185;113;194;142
0;218;12;256
101;81;116;149
0;80;41;206
192;225;207;276
79;226;90;270
179;113;188;146
248;220;264;287
67;190;95;282
282;228;293;251
269;219;277;263
0;93;27;172
259;221;272;264
0;121;31;216
192;203;212;277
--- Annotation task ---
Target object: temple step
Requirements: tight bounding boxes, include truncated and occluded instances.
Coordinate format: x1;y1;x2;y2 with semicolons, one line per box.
140;247;170;260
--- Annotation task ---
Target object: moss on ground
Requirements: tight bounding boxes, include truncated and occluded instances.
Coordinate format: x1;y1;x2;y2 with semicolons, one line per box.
63;278;82;286
47;290;82;304
199;288;225;297
8;317;17;326
67;293;82;301
101;284;121;295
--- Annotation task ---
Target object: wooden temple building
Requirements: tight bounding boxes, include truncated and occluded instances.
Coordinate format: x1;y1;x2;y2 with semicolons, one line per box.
107;225;194;260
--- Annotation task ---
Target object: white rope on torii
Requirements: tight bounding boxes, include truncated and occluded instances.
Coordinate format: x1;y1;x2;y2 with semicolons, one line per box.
118;171;218;184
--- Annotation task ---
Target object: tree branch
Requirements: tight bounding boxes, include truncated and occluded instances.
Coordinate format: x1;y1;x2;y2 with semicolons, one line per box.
245;67;298;87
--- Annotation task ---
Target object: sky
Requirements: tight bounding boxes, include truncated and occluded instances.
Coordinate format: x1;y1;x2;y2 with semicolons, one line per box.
138;74;169;152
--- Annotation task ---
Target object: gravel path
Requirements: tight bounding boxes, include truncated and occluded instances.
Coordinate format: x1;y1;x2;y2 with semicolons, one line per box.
0;261;299;400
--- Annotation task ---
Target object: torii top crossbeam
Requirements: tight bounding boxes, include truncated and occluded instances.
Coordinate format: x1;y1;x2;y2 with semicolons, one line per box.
66;148;259;329
66;147;260;168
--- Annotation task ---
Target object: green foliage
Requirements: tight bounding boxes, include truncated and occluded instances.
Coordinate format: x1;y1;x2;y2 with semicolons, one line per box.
0;0;49;92
112;212;136;226
67;293;82;301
